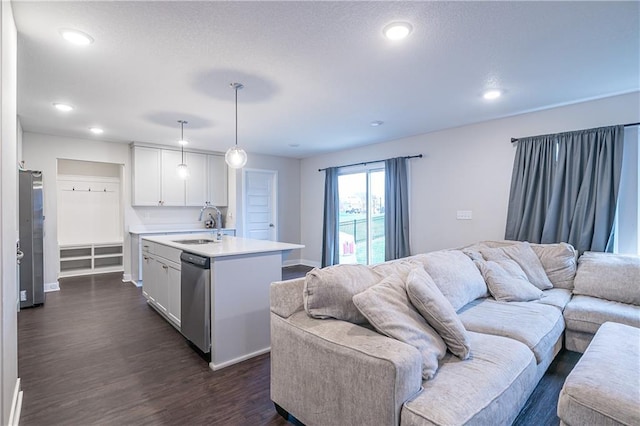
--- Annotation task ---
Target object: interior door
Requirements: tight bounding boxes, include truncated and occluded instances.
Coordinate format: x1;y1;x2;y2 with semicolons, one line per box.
243;170;277;241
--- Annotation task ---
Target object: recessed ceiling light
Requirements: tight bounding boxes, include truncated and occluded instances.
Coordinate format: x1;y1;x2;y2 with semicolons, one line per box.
89;127;104;134
483;90;502;100
53;103;74;112
178;139;188;146
383;22;412;40
59;29;94;46
370;120;384;127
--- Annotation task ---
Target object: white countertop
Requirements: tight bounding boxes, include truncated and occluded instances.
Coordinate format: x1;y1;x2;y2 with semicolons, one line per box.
129;226;235;235
141;233;304;258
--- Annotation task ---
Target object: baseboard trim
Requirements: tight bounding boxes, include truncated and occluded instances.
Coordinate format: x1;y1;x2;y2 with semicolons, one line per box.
44;282;60;292
282;258;301;267
8;378;22;426
298;259;321;268
209;347;270;371
121;275;141;287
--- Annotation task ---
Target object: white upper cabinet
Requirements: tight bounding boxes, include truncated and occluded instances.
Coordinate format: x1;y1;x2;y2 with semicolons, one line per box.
185;152;208;206
160;150;186;206
132;144;227;207
132;146;162;206
208;154;228;206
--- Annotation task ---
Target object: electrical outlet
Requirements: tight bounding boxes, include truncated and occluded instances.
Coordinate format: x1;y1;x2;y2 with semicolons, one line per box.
20;290;27;302
456;210;473;220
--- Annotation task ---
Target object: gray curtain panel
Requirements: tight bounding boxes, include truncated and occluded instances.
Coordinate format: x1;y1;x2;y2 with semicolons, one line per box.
505;135;557;242
322;167;340;267
505;125;624;253
385;157;411;260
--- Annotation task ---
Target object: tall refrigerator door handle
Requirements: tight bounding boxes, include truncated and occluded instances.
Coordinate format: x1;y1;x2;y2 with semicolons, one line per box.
16;249;24;264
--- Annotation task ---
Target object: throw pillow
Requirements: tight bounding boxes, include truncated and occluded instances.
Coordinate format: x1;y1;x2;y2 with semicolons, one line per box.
352;274;447;380
303;264;385;323
410;250;488;311
480;242;553;290
405;267;471;359
530;242;577;290
475;259;544;302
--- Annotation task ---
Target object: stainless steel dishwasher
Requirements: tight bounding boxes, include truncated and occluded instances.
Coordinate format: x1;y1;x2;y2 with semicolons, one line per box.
180;252;211;353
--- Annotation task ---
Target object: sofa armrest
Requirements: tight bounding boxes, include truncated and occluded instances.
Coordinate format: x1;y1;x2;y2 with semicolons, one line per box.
271;312;422;426
271;278;305;318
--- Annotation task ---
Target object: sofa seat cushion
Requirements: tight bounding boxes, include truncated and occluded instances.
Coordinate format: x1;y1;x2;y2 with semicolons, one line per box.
534;288;573;311
401;331;537;426
458;298;564;364
563;295;640;334
558;322;640;426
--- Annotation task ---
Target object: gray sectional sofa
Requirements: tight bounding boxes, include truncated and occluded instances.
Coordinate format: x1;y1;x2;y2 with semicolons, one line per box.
270;241;640;426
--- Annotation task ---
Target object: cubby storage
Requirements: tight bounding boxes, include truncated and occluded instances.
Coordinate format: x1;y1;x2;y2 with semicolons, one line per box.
59;242;124;278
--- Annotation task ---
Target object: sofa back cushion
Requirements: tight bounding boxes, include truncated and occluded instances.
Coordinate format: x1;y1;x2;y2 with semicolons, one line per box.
573;252;640;306
353;273;447;380
409;250;488;311
303;260;417;324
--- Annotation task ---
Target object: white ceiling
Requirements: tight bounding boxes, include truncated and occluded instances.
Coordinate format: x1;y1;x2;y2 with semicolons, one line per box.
12;1;640;158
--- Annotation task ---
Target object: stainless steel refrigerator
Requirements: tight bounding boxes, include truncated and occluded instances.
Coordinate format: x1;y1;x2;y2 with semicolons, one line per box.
19;170;45;308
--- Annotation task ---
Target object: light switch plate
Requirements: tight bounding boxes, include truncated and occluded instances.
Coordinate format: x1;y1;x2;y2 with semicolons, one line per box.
456;210;473;220
20;290;27;302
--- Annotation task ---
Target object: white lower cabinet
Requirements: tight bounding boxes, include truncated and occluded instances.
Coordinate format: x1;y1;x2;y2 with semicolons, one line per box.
141;239;182;328
154;259;170;315
167;265;181;326
142;253;155;302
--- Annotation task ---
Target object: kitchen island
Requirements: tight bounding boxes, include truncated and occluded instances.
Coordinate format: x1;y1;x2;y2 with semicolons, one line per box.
140;233;303;370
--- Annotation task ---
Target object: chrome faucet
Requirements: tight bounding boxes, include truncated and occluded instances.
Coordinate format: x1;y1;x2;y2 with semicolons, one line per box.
199;203;223;241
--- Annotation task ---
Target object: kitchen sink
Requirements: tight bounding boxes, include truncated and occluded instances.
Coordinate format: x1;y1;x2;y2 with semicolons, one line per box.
173;239;219;245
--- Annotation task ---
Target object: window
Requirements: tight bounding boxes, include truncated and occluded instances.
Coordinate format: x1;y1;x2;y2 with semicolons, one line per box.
337;165;385;265
614;126;640;255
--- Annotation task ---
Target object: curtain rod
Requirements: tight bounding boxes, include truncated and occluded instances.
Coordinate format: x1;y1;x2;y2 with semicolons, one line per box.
510;122;640;143
318;154;423;172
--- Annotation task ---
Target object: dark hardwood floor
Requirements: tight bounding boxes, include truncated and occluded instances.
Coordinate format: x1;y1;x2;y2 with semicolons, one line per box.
18;272;292;426
282;265;314;281
18;268;577;426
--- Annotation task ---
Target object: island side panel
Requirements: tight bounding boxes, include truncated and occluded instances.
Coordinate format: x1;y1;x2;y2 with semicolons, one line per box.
209;251;282;370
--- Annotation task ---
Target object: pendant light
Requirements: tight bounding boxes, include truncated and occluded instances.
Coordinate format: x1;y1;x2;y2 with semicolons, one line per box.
177;120;189;179
225;82;248;169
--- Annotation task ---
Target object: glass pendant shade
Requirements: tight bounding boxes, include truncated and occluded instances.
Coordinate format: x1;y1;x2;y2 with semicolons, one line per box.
177;163;190;179
225;82;247;169
225;146;247;169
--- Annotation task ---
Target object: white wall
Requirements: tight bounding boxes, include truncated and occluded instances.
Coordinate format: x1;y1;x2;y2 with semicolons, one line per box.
231;153;302;262
1;1;20;424
300;92;640;264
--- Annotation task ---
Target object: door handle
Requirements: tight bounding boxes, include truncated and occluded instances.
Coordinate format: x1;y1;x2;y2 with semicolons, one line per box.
16;249;24;265
269;223;275;228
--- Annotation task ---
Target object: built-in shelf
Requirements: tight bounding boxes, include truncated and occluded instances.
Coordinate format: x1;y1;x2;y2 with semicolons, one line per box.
59;242;124;278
